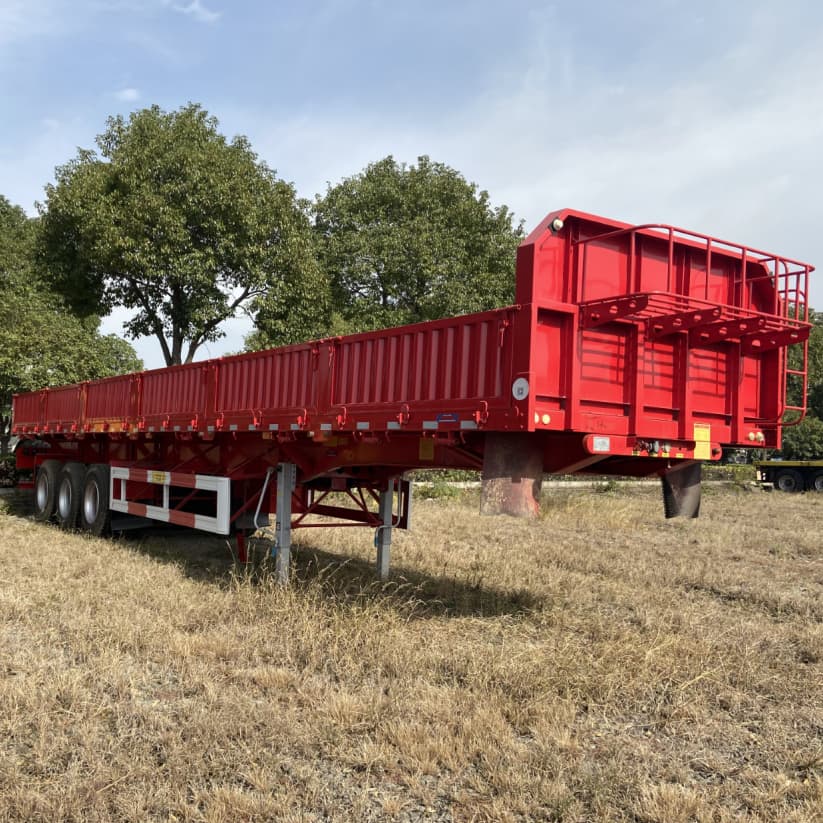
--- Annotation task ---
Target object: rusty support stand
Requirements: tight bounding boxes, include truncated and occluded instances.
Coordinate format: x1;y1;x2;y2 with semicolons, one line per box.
661;461;702;518
481;433;543;518
236;531;248;564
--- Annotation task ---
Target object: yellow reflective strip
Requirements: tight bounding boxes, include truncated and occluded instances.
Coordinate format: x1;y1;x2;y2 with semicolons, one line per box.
693;424;711;460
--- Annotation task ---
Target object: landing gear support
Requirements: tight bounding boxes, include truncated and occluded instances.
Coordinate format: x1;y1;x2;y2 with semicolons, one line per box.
236;531;248;564
375;484;395;581
480;433;543;518
273;463;297;584
662;461;702;518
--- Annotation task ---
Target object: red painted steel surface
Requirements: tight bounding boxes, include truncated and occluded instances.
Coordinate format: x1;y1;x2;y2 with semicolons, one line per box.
13;209;813;465
12;391;41;428
86;374;132;425
217;345;318;428
329;309;515;427
44;384;85;432
142;362;206;422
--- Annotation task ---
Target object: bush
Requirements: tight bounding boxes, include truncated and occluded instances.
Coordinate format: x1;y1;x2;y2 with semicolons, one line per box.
780;415;823;460
702;463;756;482
0;455;18;487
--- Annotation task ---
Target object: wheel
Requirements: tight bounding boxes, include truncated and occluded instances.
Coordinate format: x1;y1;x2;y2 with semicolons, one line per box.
774;468;803;493
56;462;85;530
811;471;823;492
34;460;61;522
79;464;111;536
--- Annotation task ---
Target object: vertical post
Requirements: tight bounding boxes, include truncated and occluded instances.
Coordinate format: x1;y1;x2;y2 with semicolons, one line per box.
273;462;296;584
661;461;702;518
481;433;542;517
376;481;395;580
236;531;248;564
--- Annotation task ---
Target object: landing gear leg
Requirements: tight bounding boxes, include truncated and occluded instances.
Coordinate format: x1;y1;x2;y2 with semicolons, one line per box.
662;461;702;518
273;463;296;584
481;433;543;517
376;482;395;580
236;531;248;564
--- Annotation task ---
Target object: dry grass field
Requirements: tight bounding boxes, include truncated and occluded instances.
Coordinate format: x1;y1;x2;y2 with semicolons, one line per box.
0;483;820;822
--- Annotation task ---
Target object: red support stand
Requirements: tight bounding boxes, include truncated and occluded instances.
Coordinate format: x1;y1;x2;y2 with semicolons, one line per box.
236;530;248;564
481;433;543;518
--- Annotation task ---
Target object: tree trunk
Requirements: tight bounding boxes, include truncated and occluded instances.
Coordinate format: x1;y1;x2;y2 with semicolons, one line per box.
170;327;183;366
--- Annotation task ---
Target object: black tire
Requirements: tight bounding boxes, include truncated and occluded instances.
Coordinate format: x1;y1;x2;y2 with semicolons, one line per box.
79;464;111;536
774;468;803;493
811;471;823;492
34;460;61;522
56;462;85;530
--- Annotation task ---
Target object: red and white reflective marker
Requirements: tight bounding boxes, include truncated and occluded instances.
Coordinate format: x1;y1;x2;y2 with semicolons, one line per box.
109;467;231;534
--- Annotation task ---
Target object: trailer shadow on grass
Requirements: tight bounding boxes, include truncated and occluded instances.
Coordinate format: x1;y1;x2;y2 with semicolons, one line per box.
294;545;541;619
118;527;542;620
0;490;542;618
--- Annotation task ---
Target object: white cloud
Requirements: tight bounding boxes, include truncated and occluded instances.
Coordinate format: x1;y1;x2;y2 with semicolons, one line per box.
0;0;60;46
114;87;140;102
8;0;823;369
172;0;220;24
233;7;823;312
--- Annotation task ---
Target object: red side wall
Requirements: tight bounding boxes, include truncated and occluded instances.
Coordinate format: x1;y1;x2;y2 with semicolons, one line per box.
13;210;811;459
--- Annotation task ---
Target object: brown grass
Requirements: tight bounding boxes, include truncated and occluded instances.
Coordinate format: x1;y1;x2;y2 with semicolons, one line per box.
0;484;820;822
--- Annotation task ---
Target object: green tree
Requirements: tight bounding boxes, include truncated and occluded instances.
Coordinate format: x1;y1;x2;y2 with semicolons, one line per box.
777;308;823;459
804;311;823;419
311;155;523;334
0;195;142;453
38;103;327;365
786;309;822;413
0;196;35;277
781;415;823;460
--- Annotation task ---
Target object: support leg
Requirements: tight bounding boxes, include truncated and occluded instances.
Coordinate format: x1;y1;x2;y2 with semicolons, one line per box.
376;482;394;580
481;433;543;517
273;462;296;584
236;530;248;564
661;461;702;518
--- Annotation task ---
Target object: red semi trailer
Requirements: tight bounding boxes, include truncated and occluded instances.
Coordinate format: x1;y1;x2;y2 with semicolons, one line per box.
12;209;813;581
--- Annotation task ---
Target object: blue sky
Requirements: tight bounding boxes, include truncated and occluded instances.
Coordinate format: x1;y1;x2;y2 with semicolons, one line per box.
2;0;823;367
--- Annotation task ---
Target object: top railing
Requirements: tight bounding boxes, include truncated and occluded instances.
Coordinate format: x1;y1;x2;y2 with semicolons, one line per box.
572;222;812;323
573;221;813;424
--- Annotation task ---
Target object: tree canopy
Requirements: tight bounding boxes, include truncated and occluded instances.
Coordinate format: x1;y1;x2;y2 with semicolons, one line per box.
38;103;327;365
0;196;35;278
804;313;823;420
311;155;524;334
778;309;823;458
780;415;823;460
0;195;142;452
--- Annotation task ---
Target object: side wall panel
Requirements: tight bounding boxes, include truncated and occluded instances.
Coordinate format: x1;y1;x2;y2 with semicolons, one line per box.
86;376;133;422
331;315;509;410
142;365;206;419
216;347;316;415
45;385;85;427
